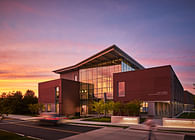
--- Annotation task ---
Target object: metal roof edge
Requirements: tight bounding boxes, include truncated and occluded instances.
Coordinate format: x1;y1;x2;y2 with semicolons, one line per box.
53;44;144;73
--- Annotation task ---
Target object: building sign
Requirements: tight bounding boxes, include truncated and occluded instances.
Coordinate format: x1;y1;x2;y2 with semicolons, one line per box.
148;91;168;96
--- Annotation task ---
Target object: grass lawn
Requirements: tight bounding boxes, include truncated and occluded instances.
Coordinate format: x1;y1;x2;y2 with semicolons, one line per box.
0;130;34;140
178;112;195;119
82;117;111;122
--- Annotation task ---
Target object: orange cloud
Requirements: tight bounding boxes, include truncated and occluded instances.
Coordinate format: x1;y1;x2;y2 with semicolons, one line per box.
0;78;57;96
0;38;104;96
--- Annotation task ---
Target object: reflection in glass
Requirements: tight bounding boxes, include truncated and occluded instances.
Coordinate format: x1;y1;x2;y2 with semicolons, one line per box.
118;81;125;97
80;64;121;100
79;59;136;114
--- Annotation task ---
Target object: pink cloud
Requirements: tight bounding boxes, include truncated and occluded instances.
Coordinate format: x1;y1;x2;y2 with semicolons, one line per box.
183;84;195;95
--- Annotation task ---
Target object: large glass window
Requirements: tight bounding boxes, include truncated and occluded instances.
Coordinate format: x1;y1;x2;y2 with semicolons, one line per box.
118;81;125;97
121;61;135;72
79;59;138;114
74;75;78;81
55;87;59;114
55;87;59;99
140;102;148;112
79;63;121;100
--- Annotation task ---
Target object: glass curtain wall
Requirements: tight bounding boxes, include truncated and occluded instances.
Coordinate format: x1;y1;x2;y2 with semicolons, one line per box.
121;61;135;72
80;64;121;100
79;60;135;114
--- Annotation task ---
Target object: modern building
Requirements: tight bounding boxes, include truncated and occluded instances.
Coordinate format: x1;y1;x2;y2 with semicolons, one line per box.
38;45;194;117
113;65;185;117
39;79;80;115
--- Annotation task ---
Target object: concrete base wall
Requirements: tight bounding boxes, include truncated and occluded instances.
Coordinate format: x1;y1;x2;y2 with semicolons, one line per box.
163;118;195;128
111;116;139;124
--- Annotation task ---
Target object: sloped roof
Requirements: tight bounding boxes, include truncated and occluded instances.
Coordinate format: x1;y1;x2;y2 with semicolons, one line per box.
53;44;144;74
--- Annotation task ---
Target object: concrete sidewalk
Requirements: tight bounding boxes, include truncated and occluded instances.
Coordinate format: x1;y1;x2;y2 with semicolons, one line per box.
129;124;195;134
6;114;42;120
60;127;185;140
67;118;130;127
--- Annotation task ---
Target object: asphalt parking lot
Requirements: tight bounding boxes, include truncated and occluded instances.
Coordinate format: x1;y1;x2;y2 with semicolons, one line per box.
0;119;101;140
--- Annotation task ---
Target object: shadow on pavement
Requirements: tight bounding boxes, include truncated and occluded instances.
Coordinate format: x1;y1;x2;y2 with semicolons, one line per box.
184;135;195;140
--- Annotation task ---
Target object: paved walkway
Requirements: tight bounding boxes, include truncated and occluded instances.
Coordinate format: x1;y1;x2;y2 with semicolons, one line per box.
60;127;185;140
67;118;130;127
6;114;42;120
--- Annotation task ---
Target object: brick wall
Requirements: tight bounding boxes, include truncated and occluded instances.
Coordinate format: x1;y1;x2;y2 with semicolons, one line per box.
113;66;172;102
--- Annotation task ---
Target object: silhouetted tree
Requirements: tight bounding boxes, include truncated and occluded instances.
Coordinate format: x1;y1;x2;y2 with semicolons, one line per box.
8;91;23;114
0;90;38;115
23;90;38;114
0;95;12;117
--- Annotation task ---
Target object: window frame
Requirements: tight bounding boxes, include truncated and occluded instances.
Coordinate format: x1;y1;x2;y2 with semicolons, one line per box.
117;81;125;97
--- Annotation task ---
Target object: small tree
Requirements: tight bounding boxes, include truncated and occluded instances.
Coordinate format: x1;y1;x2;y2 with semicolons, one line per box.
104;101;111;117
28;103;44;115
124;102;133;116
0;98;13;118
130;100;141;116
116;100;141;116
113;102;123;116
107;101;115;115
92;100;104;117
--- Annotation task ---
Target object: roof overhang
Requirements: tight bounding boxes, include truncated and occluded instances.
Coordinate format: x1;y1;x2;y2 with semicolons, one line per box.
53;44;144;74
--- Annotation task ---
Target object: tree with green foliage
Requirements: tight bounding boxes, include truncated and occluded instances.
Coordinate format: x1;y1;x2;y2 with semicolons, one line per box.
104;101;109;117
28;103;44;115
106;101;115;115
92;100;115;117
113;102;123;116
124;100;141;116
92;100;104;117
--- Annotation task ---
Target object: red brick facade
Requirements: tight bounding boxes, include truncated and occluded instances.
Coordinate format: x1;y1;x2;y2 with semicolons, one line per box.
38;79;61;103
113;66;174;102
38;79;80;115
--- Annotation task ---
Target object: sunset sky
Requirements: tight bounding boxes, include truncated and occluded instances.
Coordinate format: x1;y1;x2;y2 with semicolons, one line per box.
0;0;195;96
